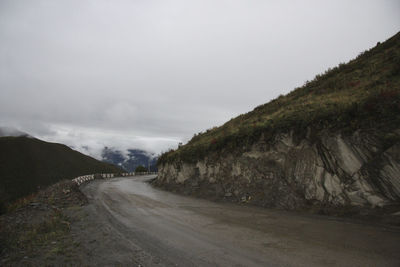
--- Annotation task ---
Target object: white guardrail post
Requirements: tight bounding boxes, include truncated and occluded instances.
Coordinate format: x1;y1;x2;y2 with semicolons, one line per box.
72;171;157;186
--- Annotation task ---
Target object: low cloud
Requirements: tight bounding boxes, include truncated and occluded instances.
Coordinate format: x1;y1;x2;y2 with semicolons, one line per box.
39;124;180;159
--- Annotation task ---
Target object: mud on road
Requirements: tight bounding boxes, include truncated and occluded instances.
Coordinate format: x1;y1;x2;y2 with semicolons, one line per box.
80;175;400;267
2;175;400;266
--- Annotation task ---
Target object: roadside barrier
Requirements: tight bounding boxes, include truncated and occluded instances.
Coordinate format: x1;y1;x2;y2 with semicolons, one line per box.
72;172;157;186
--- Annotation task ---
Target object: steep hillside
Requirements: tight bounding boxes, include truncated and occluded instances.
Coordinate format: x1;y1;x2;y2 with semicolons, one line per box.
0;136;123;212
155;32;400;213
160;33;400;164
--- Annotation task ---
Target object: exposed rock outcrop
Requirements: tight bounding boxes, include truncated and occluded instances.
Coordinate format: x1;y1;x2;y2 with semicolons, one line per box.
155;129;400;211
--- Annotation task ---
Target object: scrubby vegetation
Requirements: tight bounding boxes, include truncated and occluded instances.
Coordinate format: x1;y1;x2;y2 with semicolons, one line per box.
0;180;88;265
0;136;123;213
159;32;400;164
135;165;148;172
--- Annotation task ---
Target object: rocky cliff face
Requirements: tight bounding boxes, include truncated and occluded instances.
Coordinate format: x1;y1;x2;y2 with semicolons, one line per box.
155;129;400;210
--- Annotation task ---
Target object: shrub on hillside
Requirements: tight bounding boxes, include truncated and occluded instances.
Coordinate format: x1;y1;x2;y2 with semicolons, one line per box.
135;165;148;172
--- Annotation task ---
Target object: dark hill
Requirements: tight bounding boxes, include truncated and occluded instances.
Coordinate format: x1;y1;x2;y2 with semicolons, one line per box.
0;136;123;212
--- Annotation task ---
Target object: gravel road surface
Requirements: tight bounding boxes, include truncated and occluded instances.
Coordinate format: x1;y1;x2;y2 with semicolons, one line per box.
81;175;400;267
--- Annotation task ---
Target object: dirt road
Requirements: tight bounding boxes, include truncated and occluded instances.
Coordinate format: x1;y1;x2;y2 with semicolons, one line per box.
81;175;400;266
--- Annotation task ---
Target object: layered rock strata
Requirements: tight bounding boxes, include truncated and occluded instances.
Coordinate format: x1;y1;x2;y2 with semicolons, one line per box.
155;129;400;210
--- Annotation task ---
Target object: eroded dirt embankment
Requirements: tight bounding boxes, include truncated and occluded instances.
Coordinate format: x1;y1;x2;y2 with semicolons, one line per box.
155;129;400;218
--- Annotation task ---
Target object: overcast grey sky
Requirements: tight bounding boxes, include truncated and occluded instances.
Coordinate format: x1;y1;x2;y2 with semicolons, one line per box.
1;0;399;158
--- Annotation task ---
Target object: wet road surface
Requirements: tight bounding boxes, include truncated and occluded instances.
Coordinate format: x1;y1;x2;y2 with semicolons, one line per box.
81;175;400;266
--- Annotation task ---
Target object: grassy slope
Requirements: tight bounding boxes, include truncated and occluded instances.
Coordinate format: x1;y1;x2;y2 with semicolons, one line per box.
0;136;123;208
159;32;400;164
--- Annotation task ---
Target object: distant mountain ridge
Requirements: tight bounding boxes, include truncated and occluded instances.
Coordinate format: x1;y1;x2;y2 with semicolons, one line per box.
0;136;123;213
101;147;158;172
